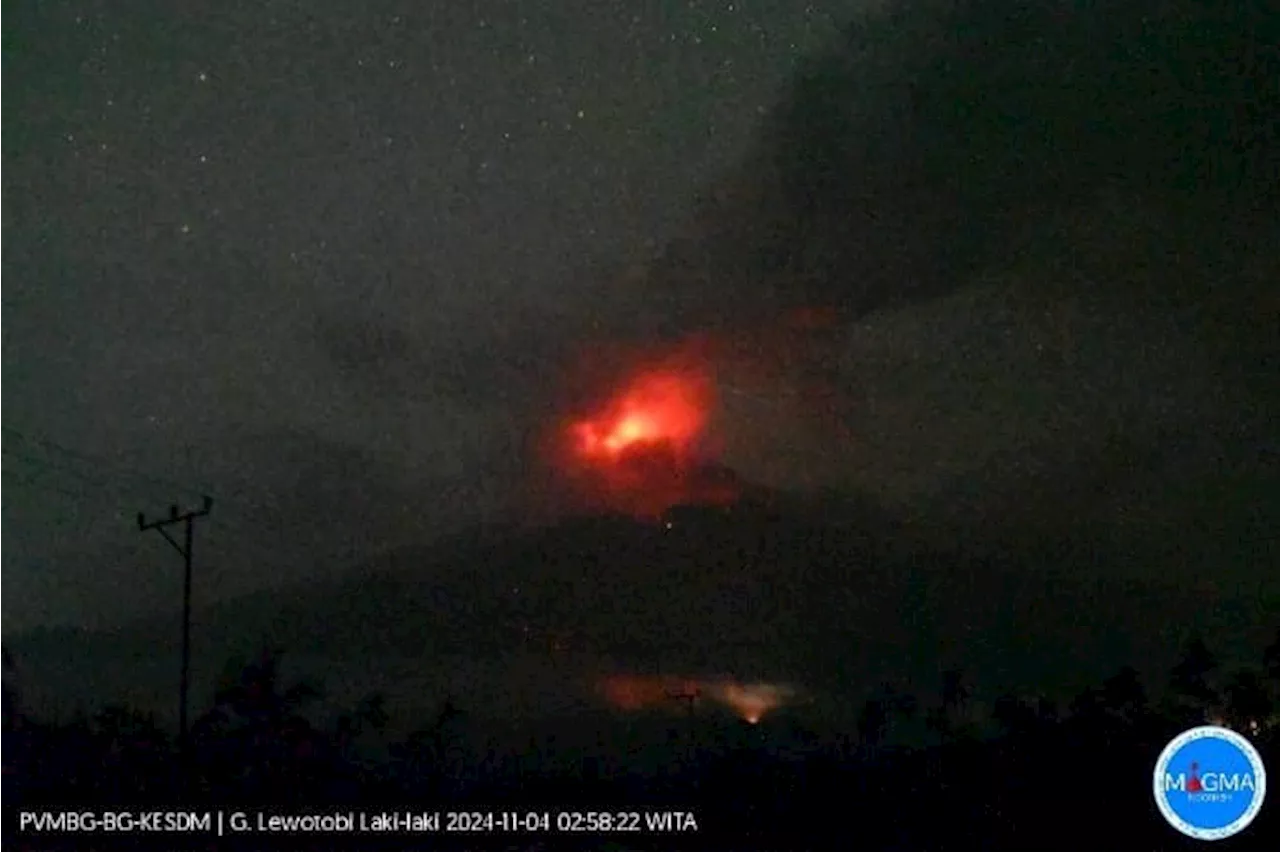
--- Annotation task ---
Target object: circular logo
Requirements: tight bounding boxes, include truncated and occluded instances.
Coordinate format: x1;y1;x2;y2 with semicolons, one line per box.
1153;725;1267;841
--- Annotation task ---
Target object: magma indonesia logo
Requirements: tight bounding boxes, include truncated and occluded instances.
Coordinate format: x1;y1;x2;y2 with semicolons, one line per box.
1153;725;1267;841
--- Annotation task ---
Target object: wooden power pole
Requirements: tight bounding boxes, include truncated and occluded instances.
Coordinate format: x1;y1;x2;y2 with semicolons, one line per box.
138;496;213;755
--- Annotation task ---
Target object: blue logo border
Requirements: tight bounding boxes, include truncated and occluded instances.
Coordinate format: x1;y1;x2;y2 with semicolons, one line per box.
1152;724;1267;841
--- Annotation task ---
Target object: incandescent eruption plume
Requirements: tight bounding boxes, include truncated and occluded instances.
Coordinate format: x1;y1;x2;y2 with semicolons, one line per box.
556;346;738;517
570;368;711;463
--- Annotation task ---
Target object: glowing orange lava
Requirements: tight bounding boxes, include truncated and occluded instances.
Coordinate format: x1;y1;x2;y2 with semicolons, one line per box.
560;360;722;517
571;369;712;462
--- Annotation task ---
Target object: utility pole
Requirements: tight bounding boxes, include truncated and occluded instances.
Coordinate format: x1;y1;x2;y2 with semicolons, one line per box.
668;684;699;720
666;682;700;773
138;496;212;756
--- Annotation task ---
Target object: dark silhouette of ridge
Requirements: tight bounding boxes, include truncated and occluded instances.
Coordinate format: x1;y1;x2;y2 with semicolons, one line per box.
7;484;1272;744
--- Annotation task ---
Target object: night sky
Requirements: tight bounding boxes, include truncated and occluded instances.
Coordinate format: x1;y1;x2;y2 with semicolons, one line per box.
3;0;1278;719
4;0;846;629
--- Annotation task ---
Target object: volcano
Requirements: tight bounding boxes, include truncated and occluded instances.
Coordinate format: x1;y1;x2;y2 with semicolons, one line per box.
563;441;749;519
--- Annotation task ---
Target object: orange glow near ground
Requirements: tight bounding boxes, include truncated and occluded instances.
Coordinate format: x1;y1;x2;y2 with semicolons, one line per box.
599;675;670;711
711;682;789;724
598;675;795;724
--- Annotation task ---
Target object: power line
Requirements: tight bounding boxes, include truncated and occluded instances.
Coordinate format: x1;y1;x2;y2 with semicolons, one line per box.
1;430;324;540
4;449;125;492
2;459;343;574
4;427;259;505
1;468;84;500
0;453;430;604
4;427;227;503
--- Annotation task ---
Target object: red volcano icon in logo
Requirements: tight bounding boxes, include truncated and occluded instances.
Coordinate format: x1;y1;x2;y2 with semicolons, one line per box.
1186;762;1204;793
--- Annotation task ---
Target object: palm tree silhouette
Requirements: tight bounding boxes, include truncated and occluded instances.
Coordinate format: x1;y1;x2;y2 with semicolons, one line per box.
942;669;970;714
927;668;971;742
861;682;917;748
857;695;889;749
193;649;323;797
1169;633;1220;723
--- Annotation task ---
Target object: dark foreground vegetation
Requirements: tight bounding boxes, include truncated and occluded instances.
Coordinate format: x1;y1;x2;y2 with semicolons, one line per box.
5;632;1279;850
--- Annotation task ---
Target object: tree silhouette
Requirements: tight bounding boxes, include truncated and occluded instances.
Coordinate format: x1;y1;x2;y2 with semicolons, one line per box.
860;682;918;749
1068;687;1104;726
355;692;390;733
927;668;972;742
335;692;389;751
992;694;1038;739
332;690;390;794
90;705;172;799
92;705;167;752
1169;632;1219;723
1100;665;1148;727
8;623;1280;848
891;688;918;726
941;669;970;714
1222;670;1272;734
390;696;468;796
857;694;890;749
201;649;321;735
192;649;325;798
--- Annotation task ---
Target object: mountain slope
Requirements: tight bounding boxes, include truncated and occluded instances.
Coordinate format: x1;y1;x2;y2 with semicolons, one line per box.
10;490;1276;732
